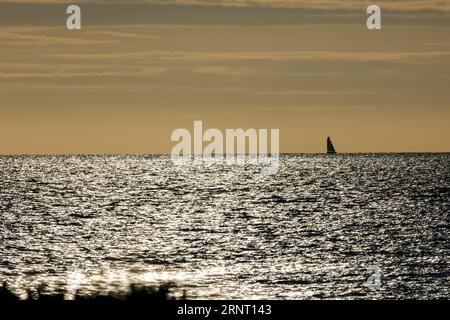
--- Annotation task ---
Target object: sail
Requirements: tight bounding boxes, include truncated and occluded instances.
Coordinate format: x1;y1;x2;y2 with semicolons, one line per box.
327;137;337;154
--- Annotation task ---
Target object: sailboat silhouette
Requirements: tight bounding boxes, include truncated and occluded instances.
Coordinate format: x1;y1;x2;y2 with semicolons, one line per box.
327;137;337;154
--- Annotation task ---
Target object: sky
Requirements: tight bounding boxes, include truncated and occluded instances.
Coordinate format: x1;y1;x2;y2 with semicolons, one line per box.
0;0;449;154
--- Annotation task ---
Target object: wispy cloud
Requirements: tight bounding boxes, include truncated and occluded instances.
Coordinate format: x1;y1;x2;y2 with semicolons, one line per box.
2;1;450;28
0;27;160;46
0;31;117;46
192;66;255;77
86;31;160;40
3;0;450;12
0;67;167;79
48;50;450;63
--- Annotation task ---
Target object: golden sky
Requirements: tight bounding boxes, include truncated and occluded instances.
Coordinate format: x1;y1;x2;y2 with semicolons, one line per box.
0;0;449;154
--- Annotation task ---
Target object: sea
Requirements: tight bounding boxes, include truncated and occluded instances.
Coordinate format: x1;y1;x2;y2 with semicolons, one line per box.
0;154;448;299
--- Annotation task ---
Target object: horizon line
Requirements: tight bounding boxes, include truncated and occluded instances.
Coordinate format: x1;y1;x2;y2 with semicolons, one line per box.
0;152;449;157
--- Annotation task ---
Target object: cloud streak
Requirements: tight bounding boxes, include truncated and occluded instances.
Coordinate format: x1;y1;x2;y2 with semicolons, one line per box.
0;67;168;79
2;0;450;12
0;31;117;46
48;50;450;63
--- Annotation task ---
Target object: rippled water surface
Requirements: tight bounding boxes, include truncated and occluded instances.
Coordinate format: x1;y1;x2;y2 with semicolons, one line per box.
0;154;449;299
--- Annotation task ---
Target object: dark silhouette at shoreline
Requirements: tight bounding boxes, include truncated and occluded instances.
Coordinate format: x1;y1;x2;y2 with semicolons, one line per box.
0;282;184;302
327;137;337;154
